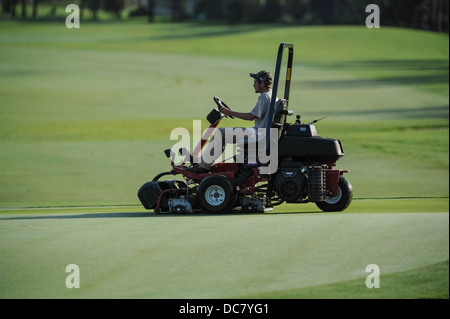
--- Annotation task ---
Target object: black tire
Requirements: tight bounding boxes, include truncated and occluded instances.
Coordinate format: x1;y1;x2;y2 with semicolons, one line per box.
316;176;353;212
197;175;236;213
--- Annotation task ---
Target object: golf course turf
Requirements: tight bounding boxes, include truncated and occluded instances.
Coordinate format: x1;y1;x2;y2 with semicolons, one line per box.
0;198;448;299
0;19;448;299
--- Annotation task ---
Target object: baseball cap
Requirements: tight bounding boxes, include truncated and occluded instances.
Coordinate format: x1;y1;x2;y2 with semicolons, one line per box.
250;70;273;85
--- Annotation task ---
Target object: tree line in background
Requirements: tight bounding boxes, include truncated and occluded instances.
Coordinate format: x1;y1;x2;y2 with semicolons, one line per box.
1;0;448;32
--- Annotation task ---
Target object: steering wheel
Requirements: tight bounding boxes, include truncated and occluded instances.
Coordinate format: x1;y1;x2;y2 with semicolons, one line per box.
213;96;235;119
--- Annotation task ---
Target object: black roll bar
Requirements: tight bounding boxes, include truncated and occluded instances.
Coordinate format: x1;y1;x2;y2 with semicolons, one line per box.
265;42;294;151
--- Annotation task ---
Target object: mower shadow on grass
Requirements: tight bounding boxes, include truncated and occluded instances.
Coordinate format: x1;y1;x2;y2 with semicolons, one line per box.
0;212;149;220
0;210;320;221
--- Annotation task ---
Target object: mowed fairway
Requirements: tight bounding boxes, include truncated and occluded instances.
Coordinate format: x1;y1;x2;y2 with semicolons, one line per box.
0;199;448;299
0;20;448;298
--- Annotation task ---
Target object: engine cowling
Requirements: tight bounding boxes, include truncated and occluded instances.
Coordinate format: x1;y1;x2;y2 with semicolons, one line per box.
278;124;344;163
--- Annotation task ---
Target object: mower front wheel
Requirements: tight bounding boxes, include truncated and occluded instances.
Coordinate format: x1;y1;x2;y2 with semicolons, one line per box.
316;176;353;212
197;175;236;213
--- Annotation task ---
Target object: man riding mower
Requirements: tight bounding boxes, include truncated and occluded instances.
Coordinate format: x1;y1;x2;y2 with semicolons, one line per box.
138;43;353;214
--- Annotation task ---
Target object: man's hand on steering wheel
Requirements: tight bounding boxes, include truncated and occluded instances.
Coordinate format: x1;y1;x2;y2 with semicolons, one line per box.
213;96;235;119
220;107;233;117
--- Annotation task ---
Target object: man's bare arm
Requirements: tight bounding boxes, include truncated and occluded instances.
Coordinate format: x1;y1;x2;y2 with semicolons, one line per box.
221;108;256;121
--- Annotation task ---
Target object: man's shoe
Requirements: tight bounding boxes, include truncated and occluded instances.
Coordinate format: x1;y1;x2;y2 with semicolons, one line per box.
185;166;209;174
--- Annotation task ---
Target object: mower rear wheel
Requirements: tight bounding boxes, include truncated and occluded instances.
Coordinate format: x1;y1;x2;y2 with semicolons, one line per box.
316;176;353;212
197;175;236;213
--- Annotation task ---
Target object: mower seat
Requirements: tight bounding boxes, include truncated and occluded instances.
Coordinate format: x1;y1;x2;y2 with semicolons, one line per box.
273;99;288;128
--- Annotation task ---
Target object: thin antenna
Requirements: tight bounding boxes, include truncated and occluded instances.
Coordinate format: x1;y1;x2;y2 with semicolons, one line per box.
307;97;374;125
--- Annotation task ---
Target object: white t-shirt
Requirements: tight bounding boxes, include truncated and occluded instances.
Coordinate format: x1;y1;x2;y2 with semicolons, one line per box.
250;90;273;129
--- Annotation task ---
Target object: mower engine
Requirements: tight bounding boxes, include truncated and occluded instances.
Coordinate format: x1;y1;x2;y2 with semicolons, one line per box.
272;164;328;203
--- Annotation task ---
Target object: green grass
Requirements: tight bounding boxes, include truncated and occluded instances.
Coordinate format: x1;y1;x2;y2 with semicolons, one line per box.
0;20;448;299
0;22;448;207
242;260;449;299
0;203;448;299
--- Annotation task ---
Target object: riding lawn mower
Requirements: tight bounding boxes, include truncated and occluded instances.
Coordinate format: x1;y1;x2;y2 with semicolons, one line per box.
138;43;353;214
